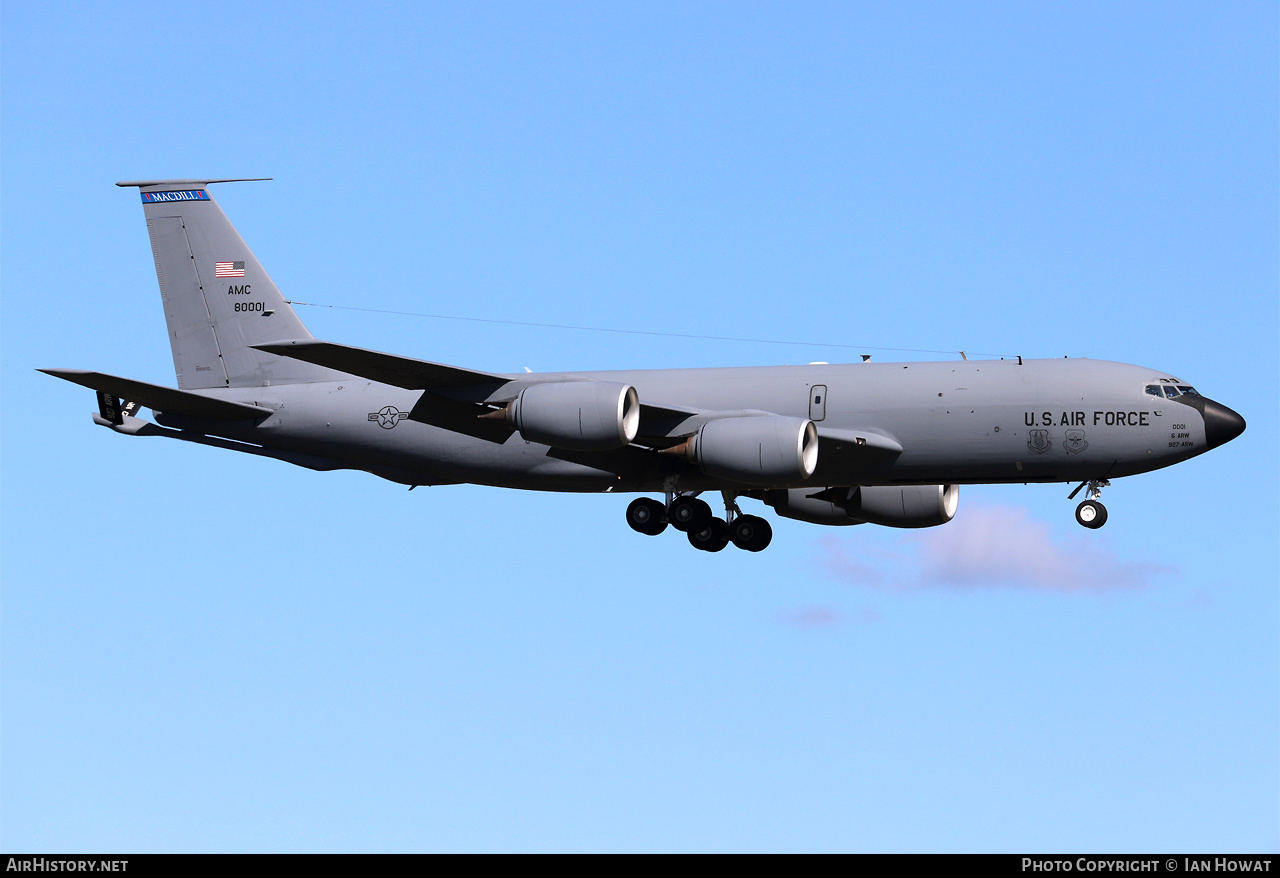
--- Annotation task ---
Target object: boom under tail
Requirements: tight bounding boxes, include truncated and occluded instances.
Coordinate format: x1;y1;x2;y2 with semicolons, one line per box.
118;178;335;389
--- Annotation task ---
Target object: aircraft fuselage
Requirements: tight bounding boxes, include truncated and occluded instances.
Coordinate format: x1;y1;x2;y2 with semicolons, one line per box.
169;356;1233;493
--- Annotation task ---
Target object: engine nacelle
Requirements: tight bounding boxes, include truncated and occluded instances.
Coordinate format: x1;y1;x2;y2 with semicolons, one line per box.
847;484;959;528
681;416;818;487
764;488;862;526
506;381;639;450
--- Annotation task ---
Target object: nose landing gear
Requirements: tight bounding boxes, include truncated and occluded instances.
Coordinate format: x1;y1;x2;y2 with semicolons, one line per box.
1074;499;1108;528
1069;479;1110;529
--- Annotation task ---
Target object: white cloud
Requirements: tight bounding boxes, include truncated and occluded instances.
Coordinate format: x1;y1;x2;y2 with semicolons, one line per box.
778;605;881;628
819;503;1174;592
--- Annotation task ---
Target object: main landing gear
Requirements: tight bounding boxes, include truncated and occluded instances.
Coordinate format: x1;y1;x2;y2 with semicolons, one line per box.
1069;479;1110;529
625;492;772;552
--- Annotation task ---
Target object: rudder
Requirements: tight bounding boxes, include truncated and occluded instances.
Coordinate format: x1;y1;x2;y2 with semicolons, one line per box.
120;179;337;389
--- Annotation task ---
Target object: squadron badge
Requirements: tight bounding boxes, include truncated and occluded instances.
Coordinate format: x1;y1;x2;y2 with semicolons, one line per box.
1063;430;1089;454
1027;429;1051;454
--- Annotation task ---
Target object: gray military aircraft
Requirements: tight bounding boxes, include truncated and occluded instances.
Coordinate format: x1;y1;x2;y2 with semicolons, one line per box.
42;180;1246;552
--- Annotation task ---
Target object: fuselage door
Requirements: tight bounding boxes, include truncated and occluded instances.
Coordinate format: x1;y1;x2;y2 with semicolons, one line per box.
809;384;827;421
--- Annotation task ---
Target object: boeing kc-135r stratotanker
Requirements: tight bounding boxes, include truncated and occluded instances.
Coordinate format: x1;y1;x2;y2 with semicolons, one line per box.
42;180;1246;552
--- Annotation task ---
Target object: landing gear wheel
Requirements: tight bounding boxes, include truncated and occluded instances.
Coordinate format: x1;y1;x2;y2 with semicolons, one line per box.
688;517;730;552
731;515;773;552
669;496;712;533
1075;500;1108;529
626;497;668;535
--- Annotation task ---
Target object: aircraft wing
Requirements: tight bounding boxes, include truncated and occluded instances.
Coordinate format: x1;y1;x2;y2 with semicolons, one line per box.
252;340;510;390
636;401;702;443
39;369;272;420
634;407;903;448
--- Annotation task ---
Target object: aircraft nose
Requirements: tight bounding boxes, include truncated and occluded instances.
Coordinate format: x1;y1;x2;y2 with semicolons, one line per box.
1202;398;1246;449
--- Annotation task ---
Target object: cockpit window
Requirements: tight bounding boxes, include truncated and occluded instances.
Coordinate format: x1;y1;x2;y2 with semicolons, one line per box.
1146;382;1201;398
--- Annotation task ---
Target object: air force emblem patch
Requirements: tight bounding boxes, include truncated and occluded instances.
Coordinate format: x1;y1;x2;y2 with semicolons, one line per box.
1027;429;1051;454
1063;430;1089;453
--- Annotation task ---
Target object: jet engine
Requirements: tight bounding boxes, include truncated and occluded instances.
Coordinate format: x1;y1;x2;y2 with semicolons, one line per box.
494;381;639;450
765;484;959;528
670;416;818;487
850;484;958;527
763;487;863;526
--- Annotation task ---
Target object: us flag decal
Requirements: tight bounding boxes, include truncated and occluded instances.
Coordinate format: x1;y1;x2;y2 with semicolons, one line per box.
215;261;245;277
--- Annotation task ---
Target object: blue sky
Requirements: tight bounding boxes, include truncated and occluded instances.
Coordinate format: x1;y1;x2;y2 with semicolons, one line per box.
2;1;1276;852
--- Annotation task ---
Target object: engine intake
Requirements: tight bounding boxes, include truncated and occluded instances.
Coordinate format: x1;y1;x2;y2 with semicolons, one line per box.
497;381;639;450
672;416;818;487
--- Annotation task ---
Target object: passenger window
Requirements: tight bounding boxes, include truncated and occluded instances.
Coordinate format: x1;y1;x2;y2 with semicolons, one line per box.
1163;386;1180;398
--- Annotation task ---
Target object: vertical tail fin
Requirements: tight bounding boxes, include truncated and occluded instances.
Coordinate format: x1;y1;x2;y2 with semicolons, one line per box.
118;179;337;389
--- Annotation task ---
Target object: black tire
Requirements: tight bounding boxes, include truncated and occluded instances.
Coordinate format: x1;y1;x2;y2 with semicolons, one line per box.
670;496;713;533
688;517;730;552
1075;500;1108;529
626;497;668;535
731;514;773;552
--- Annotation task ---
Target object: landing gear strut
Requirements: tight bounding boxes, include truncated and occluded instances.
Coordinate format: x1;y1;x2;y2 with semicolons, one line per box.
1069;479;1110;529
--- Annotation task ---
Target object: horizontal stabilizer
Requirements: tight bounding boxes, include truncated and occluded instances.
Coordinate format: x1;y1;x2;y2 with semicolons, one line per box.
39;369;272;420
252;341;509;390
116;178;272;188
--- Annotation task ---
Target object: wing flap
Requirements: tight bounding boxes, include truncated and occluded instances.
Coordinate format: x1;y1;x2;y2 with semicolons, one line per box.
40;369;273;420
252;340;509;390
